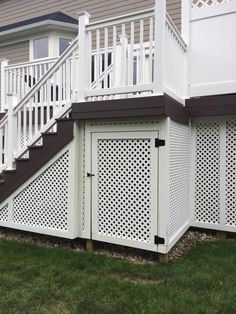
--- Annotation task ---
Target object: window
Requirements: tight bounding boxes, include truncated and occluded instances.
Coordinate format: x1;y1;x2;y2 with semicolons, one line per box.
33;37;48;59
59;38;71;55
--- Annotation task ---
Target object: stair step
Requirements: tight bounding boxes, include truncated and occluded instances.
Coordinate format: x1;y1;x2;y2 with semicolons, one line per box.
42;132;57;136
29;145;43;149
4;169;16;174
15;158;30;162
0;117;74;203
56;118;74;134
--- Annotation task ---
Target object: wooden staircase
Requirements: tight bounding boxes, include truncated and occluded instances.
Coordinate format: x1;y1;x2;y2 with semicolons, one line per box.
0;118;74;203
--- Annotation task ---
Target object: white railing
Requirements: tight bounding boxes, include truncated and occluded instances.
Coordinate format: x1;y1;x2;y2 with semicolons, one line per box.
0;37;79;171
78;9;155;101
3;58;57;107
164;14;187;102
0;3;188;172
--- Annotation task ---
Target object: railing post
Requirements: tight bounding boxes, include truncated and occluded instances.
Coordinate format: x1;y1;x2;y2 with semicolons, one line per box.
113;35;128;88
153;0;166;94
6;94;17;169
181;0;191;45
182;0;191;100
77;11;91;102
0;59;9;111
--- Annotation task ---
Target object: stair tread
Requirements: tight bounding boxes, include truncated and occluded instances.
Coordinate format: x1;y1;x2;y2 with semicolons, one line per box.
43;132;58;136
0;116;74;203
28;145;43;149
4;169;16;173
15;158;30;162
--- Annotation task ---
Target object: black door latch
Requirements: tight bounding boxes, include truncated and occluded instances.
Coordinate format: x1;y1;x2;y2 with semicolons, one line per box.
87;172;95;177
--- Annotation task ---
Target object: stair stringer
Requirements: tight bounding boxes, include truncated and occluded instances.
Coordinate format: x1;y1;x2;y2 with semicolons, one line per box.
0;139;79;239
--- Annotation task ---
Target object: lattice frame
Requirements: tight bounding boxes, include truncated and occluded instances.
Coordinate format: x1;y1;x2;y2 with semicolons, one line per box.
95;137;152;243
192;0;234;9
168;120;190;239
194;120;221;224
81;119;161;241
13;151;70;231
226;121;236;227
0;204;8;222
91;131;158;247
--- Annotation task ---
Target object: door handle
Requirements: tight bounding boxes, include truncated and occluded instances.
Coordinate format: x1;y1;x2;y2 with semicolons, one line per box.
87;172;95;177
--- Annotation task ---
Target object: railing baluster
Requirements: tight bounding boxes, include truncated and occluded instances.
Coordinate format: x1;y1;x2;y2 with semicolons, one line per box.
35;89;39;133
39;64;44;129
58;67;64;108
0;127;3;166
88;31;92;90
129;21;134;85
46;78;51;122
139;19;144;85
121;23;126;86
53;72;57;115
96;29;100;89
104;27;108;89
112;26;117;87
65;58;70;103
17;110;21;150
23;103;27;145
149;17;153;83
28;98;33;139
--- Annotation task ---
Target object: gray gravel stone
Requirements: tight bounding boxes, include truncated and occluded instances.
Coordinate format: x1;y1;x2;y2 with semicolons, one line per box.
0;227;217;264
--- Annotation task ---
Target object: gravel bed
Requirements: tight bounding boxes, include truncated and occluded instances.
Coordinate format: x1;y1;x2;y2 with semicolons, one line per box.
0;227;219;264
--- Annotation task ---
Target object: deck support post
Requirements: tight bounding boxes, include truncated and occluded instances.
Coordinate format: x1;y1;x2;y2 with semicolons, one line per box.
158;253;168;264
77;11;91;102
216;231;227;240
6;94;17;169
86;239;94;252
153;0;166;94
0;59;9;111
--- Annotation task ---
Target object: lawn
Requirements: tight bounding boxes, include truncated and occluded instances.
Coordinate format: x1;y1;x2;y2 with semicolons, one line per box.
0;239;236;314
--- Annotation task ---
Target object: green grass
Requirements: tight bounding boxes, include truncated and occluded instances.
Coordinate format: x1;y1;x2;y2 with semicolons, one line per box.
0;239;236;314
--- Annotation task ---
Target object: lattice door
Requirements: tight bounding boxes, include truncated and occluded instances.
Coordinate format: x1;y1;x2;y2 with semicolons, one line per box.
91;131;158;250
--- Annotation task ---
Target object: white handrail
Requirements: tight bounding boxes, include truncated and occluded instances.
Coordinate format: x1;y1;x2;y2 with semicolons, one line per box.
0;35;79;171
5;57;58;70
166;13;187;50
87;8;155;30
13;37;78;114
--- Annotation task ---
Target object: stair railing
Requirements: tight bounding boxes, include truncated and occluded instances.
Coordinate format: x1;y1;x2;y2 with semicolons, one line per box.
0;36;79;171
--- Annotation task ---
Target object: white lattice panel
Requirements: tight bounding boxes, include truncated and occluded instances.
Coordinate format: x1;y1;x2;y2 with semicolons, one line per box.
226;121;236;226
0;205;8;222
96;138;151;242
192;0;234;9
169;121;190;238
13;151;69;231
194;120;221;224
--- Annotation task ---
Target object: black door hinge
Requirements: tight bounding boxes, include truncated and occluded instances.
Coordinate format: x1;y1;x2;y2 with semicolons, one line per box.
155;138;165;147
154;236;165;245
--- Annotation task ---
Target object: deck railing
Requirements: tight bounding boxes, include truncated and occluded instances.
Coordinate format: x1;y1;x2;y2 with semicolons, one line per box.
3;58;57;108
0;2;188;172
164;15;187;102
84;8;155;100
0;37;79;171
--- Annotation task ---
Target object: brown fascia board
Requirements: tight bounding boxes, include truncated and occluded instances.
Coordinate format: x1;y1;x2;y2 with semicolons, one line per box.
186;94;236;117
72;94;189;125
